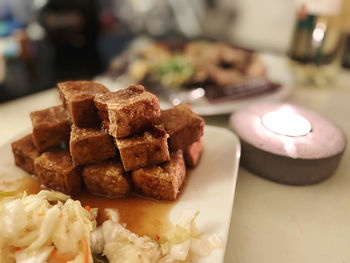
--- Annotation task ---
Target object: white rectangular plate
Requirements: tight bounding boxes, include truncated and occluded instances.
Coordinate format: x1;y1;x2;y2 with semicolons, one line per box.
0;125;240;262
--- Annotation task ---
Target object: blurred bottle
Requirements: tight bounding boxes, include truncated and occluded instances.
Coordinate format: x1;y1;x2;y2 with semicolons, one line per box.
288;0;347;86
40;0;103;80
342;34;350;68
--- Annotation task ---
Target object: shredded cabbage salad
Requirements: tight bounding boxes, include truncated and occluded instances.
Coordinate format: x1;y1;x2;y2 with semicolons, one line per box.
0;191;97;263
0;191;221;263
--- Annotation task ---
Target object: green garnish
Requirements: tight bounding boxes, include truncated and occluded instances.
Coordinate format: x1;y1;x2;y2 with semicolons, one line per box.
155;55;194;88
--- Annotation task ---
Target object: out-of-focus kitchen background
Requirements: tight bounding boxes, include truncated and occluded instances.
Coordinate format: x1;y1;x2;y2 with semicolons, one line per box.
0;0;349;102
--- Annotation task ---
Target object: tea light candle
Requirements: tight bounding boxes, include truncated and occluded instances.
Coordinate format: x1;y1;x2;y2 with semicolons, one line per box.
230;103;347;185
262;110;312;137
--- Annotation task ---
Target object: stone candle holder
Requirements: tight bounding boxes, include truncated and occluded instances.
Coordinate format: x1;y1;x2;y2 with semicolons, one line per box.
230;103;347;185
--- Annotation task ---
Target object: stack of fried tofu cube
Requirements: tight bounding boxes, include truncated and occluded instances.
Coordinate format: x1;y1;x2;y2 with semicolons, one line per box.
11;81;204;200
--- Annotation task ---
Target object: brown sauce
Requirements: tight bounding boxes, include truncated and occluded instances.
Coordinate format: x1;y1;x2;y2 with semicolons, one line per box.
0;173;41;195
75;191;175;237
19;175;42;194
73;171;194;237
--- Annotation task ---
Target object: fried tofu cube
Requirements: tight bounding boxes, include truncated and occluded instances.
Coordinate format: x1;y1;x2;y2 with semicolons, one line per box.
34;150;82;194
58;81;109;127
83;159;131;198
70;125;117;165
30;105;71;152
161;104;204;151
115;126;170;171
94;85;161;138
11;134;40;174
184;138;203;167
132;150;186;200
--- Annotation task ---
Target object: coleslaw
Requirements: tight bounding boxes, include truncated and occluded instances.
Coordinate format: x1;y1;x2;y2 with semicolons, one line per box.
0;191;97;263
0;191;221;263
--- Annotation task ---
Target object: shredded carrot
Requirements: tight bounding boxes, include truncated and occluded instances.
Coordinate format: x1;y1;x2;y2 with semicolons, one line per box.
38;213;45;217
84;205;91;212
15;247;21;251
59;213;63;218
50;248;72;263
82;238;89;263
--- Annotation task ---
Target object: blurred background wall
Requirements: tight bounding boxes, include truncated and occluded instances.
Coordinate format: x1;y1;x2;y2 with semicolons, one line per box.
0;0;349;102
202;0;296;53
228;0;296;52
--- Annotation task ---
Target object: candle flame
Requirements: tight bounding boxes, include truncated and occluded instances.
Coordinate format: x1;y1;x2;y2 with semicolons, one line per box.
262;106;311;137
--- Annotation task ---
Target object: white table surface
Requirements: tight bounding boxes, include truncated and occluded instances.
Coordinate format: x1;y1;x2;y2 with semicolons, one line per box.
0;68;349;263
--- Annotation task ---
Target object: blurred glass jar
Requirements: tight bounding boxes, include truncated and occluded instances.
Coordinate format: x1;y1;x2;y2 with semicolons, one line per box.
288;0;348;86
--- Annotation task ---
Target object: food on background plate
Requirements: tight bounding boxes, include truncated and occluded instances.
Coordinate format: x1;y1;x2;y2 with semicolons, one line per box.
11;80;204;201
109;40;275;103
127;40;265;88
0;191;221;263
184;41;259;85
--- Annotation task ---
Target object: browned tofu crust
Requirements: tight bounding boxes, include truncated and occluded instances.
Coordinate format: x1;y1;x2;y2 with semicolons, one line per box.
116;125;170;171
30;105;71;152
34;150;82;194
132;150;186;200
184;138;203;167
11;134;40;174
70;125;116;165
94;85;161;138
58;81;109;127
83;159;131;198
161;104;204;151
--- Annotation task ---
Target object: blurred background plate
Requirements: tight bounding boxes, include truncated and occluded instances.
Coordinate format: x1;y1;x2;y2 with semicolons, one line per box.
180;53;293;115
95;52;293;116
